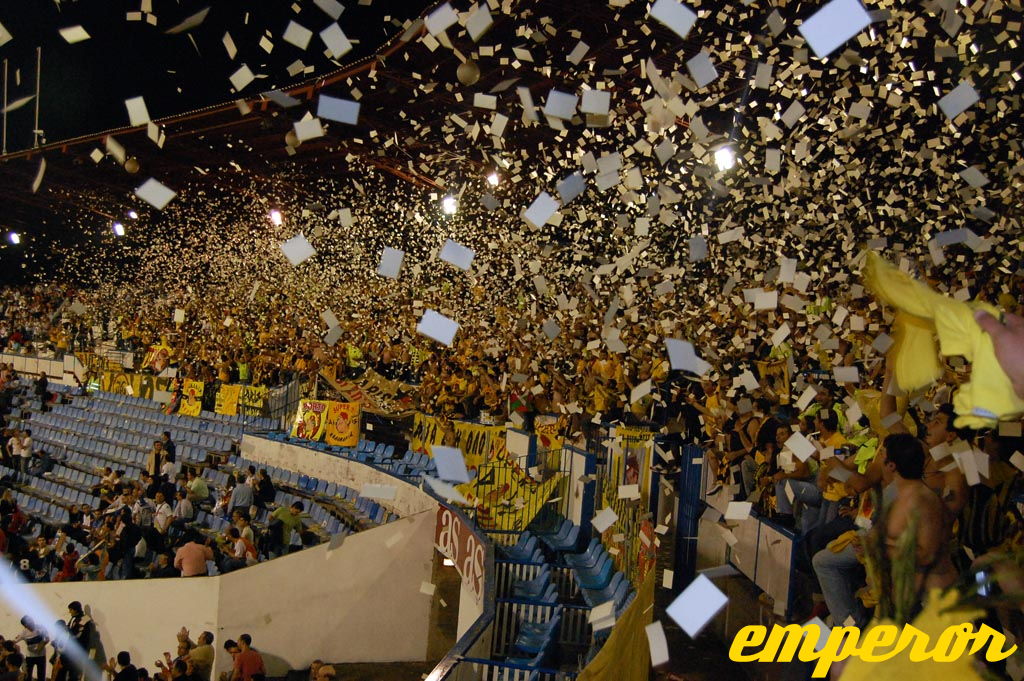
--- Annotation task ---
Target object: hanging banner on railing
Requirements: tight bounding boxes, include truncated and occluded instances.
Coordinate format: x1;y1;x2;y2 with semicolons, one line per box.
179;379;205;417
409;412;444;456
215;384;243;416
458;452;564;532
325;401;361;447
101;371;170;401
324;368;417;416
453;421;507;471
576;571;655;681
238;385;270;416
291;399;330;440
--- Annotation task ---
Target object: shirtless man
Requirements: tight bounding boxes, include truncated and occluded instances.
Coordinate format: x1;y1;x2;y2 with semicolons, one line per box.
881;433;958;593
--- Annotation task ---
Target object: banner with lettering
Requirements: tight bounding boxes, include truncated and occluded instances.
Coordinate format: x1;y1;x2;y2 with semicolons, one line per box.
325;401;361;447
359;369;417;414
291;400;330;440
453;421;507;471
238;385;270;416
102;371;170;402
409;412;444;457
457;461;564;532
215;384;243;416
179;379;205;417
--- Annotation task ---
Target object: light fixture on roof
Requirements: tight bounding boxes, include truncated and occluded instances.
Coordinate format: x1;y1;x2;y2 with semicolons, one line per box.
112;222;125;237
714;146;736;172
8;232;20;245
441;195;458;215
128;210;139;220
269;209;284;226
486;172;500;186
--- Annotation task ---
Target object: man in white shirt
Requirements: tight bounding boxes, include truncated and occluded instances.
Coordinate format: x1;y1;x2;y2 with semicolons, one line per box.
171;489;194;537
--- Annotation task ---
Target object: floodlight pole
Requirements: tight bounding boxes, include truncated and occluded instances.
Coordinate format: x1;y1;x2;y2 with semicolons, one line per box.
2;58;7;155
33;47;41;148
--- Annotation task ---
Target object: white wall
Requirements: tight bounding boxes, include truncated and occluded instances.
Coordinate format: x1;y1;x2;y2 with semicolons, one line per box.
0;573;219;678
240;437;437;518
455;579;483;641
215;511;437;672
3;354;80;386
0;512;437;678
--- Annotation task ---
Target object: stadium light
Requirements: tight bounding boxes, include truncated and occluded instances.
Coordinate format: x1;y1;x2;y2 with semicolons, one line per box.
486;172;500;186
112;222;126;237
128;210;139;219
269;209;283;226
714;146;736;171
8;232;20;245
441;195;458;215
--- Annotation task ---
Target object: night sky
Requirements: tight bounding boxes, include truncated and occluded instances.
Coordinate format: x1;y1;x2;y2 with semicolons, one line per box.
0;0;432;152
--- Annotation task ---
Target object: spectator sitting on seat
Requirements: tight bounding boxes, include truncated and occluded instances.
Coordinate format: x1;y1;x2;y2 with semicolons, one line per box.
185;470;209;505
177;629;214;681
218;528;257;574
231;510;254;544
147;552;178;579
268;502;305;555
172;489;194;530
141;473;162;501
93;467;116;496
229;635;264;681
28;449;55;477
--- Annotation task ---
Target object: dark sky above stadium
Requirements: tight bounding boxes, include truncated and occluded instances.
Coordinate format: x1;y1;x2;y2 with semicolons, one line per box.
0;0;433;152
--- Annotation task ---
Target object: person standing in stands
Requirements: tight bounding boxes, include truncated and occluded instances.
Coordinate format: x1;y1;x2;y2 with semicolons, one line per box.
254;470;274;509
228;636;263;681
34;372;48;411
146;441;165;479
66;602;94;681
161;432;176;461
174;535;213;577
177;630;213;681
14;617;47;681
227;476;254;518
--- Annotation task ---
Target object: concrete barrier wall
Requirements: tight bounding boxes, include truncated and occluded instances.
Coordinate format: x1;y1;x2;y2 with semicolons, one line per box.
0;514;437;677
240;436;437;518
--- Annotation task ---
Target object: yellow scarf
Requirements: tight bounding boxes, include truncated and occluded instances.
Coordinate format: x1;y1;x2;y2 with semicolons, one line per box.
862;251;1024;429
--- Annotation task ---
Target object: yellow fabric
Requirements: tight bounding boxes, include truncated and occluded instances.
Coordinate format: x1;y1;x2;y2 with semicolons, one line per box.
822;432;851;501
838;589;986;681
862;251;1024;429
576;570;655;681
828;530;858;554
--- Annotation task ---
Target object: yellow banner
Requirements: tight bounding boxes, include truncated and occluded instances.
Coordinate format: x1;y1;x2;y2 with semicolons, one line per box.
457;444;563;532
409;412;444;457
238;385;269;416
101;371;170;401
577;570;655;681
453;421;507;471
215;384;243;416
179;379;205;417
325;401;361;447
291;400;330;440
